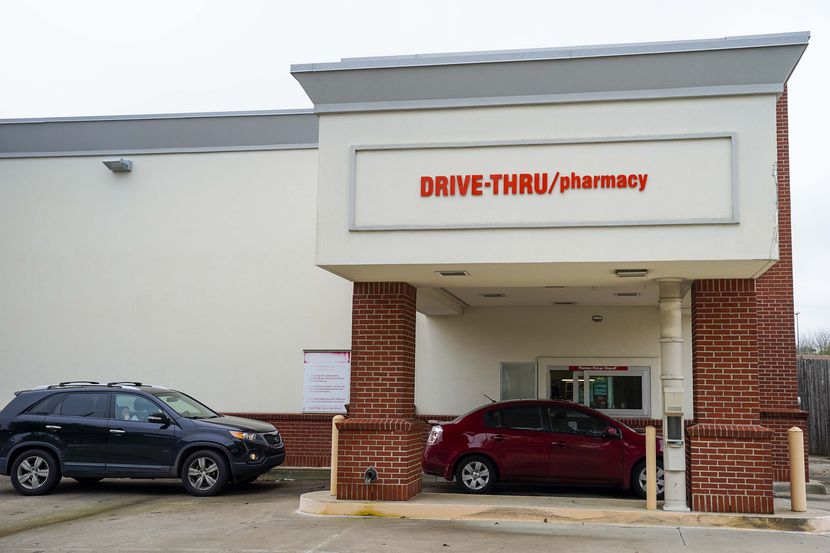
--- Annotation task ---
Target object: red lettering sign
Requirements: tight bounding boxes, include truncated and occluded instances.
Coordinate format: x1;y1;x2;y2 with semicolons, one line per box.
420;172;649;197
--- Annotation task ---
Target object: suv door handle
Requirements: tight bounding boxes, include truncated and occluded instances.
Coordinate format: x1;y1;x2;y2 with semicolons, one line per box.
109;429;126;435
491;434;504;441
45;425;61;430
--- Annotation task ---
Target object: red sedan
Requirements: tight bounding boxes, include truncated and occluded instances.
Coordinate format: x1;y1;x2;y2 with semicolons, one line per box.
423;399;663;498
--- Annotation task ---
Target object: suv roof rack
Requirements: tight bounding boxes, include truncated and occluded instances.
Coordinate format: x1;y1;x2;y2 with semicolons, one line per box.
46;381;101;389
106;381;144;387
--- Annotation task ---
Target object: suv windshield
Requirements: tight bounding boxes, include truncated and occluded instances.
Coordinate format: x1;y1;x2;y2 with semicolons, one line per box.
151;391;219;419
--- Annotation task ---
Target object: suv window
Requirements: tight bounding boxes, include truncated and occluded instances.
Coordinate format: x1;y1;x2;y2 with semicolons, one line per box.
114;393;161;422
26;393;66;415
489;406;543;431
59;392;109;418
548;407;608;437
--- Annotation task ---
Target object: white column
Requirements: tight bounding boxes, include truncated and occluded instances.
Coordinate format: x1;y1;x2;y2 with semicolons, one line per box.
657;278;689;512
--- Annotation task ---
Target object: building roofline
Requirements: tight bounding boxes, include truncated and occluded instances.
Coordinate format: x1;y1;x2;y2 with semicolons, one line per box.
291;32;810;73
0;108;314;125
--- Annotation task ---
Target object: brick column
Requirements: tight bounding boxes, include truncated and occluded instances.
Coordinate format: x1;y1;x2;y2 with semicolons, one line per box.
687;279;774;514
336;282;424;501
757;87;810;481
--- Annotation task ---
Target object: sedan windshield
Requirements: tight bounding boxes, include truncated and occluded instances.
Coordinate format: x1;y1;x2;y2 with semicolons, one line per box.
151;391;219;419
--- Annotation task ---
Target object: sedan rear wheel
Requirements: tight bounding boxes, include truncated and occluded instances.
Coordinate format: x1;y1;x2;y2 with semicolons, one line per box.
455;456;496;494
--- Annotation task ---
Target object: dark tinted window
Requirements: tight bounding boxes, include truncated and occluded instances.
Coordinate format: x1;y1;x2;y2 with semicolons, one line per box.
549;407;608;437
60;393;109;418
26;393;66;415
493;407;543;430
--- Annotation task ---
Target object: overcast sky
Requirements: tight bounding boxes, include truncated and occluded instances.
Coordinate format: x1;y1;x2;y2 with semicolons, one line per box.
1;1;828;335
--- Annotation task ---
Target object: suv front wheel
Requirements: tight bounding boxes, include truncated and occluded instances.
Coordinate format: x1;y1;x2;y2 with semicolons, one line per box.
10;449;61;496
181;450;229;497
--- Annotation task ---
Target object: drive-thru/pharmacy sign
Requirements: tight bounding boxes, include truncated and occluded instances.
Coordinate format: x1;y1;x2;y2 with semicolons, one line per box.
302;351;351;413
350;134;734;230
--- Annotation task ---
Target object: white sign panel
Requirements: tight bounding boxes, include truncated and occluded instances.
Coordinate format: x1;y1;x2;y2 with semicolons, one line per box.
351;135;735;230
302;351;351;413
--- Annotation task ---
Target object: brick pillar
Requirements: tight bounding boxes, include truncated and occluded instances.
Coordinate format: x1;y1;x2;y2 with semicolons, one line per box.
336;282;424;501
687;279;774;514
757;87;810;481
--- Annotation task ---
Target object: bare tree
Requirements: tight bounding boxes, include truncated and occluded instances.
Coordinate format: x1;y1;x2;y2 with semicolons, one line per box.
798;329;830;355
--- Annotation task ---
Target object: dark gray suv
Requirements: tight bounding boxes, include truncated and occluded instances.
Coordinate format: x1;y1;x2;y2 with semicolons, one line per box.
0;382;285;496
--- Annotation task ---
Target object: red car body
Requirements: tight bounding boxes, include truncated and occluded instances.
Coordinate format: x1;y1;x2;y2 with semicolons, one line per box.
423;399;663;495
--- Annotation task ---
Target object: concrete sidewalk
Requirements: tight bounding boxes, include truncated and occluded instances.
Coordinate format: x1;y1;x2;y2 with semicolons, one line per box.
300;491;830;533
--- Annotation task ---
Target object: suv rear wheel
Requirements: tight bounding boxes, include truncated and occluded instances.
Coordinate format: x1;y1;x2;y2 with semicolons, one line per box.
181;450;229;496
10;449;61;496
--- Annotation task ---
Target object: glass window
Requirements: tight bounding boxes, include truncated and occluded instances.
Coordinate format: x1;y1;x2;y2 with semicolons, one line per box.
548;407;608;438
27;393;66;415
588;374;643;411
60;393;109;418
151;391;218;419
493;406;543;431
500;362;536;401
115;393;162;423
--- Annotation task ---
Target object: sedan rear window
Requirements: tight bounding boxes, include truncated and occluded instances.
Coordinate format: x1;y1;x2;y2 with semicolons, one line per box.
489;406;543;431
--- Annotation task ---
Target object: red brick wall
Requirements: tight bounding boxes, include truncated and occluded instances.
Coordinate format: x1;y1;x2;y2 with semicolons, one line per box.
691;279;761;425
337;282;422;500
225;412;332;467
349;282;417;419
686;424;774;514
755;87;810;480
336;418;424;501
688;279;774;514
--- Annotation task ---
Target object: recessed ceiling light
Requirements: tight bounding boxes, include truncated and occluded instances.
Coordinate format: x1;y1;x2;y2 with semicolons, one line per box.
544;285;566;289
479;293;505;298
553;301;575;306
436;270;469;277
614;292;640;297
615;269;648;278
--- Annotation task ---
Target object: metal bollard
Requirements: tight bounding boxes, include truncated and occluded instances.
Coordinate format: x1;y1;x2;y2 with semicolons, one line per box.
646;426;657;510
330;415;345;497
788;426;807;512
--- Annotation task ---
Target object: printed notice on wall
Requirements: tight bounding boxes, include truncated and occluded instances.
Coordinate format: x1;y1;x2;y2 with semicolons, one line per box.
302;351;351;413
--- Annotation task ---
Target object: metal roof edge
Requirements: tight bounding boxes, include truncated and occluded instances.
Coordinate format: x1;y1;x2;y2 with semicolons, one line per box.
290;32;810;73
0;108;315;125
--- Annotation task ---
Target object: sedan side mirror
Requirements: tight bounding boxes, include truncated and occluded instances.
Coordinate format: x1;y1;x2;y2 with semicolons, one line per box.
602;427;620;440
147;412;170;425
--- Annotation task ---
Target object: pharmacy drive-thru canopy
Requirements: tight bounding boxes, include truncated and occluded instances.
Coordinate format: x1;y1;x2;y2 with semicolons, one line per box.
292;32;809;513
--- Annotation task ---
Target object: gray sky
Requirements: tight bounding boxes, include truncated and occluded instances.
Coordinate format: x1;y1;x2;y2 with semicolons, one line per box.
2;0;828;335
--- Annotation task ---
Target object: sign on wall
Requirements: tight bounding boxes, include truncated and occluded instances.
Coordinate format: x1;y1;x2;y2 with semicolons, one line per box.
350;134;735;230
302;351;351;413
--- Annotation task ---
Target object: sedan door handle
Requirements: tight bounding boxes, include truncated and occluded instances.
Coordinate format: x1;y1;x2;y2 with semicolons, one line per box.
552;440;567;447
45;425;61;430
109;429;126;435
491;434;504;441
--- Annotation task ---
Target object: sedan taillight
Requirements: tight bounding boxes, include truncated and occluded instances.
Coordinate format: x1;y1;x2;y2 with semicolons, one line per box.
427;425;443;445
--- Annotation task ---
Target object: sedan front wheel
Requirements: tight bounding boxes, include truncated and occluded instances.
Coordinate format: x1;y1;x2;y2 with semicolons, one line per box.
455;456;496;494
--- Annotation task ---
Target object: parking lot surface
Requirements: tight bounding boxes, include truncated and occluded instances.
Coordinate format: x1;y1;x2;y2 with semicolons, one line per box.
1;476;829;553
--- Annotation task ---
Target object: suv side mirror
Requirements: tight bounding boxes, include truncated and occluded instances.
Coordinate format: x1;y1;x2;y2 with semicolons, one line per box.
602;426;620;440
147;412;170;425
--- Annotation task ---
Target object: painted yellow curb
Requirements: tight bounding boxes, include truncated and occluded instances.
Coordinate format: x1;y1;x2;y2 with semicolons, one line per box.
298;491;830;533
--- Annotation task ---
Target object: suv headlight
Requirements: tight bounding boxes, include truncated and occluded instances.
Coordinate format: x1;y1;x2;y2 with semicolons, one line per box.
230;431;258;442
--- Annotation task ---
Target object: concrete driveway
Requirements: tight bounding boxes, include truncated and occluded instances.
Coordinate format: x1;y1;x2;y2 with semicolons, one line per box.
1;475;829;553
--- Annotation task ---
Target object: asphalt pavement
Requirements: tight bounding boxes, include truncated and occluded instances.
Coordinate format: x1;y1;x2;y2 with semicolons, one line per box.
1;474;829;553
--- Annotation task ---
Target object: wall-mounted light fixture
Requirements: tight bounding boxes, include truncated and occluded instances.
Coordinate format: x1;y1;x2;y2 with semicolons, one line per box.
436;270;469;277
102;158;132;173
592;314;604;323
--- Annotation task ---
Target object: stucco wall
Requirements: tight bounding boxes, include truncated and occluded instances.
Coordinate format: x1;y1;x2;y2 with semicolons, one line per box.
0;149;353;412
415;305;693;417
